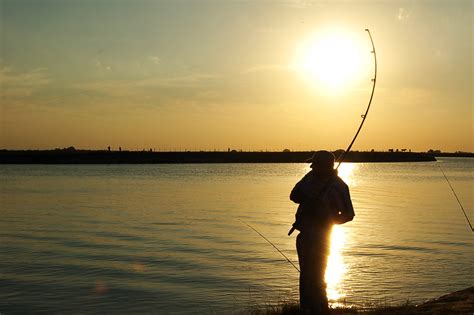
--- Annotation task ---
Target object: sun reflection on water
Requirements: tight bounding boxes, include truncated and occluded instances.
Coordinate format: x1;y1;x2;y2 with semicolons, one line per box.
337;162;357;186
325;162;356;306
325;225;347;304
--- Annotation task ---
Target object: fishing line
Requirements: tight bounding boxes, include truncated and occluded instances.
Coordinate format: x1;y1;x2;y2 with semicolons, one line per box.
437;164;473;232
239;220;300;273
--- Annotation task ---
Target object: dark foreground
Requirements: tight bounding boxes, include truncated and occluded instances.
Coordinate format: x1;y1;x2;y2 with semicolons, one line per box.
0;150;438;164
248;286;474;314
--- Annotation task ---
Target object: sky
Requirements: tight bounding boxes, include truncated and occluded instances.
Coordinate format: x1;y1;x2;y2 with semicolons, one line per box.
0;0;472;152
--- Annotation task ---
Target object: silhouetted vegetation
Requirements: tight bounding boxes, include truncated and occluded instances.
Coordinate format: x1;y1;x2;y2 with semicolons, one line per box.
0;150;440;164
242;286;473;314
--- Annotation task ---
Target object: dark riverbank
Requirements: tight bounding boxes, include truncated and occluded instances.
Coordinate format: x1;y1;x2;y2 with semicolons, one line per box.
249;286;474;314
0;149;439;164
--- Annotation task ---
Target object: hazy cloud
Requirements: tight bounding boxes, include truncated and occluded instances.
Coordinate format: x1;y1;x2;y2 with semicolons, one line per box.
283;0;314;9
388;87;437;108
397;6;414;21
241;64;295;74
149;56;161;65
137;73;218;87
0;67;50;98
75;73;219;98
94;59;112;71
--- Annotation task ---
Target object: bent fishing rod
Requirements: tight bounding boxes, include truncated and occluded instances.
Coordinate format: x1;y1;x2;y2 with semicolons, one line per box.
335;29;377;171
242;29;377;272
286;29;377;237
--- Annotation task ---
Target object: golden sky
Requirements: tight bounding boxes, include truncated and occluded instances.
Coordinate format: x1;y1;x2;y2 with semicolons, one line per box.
0;1;472;152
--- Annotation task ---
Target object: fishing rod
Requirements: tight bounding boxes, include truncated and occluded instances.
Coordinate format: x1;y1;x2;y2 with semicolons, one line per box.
286;29;377;237
241;29;377;272
437;164;473;232
239;220;300;272
336;29;377;171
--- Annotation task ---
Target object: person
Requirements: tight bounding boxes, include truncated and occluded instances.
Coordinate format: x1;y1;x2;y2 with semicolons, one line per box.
289;151;354;314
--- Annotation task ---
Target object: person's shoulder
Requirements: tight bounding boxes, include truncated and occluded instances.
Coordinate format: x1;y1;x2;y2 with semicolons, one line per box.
334;175;349;187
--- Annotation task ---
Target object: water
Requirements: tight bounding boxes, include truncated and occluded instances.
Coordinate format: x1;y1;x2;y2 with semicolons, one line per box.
1;158;473;313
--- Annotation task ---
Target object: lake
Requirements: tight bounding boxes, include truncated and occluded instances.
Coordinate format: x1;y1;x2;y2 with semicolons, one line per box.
1;158;473;313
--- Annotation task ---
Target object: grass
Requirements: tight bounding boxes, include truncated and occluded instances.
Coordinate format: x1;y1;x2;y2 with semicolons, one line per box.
225;286;472;314
240;300;422;315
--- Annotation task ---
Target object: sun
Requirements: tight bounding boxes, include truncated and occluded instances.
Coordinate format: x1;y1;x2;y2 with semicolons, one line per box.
294;29;366;90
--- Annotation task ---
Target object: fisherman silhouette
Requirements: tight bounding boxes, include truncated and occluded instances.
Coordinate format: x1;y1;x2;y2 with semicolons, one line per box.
289;151;354;314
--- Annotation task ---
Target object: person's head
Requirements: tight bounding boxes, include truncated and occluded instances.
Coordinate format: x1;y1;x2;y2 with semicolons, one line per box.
307;150;335;172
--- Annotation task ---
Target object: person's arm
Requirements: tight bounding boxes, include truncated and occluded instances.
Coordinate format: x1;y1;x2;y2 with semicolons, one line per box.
328;180;355;224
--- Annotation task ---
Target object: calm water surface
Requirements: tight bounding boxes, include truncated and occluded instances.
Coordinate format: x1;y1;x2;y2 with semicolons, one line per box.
1;158;473;313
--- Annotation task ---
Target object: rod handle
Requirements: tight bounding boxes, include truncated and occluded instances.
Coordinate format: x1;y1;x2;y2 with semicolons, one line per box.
288;226;295;236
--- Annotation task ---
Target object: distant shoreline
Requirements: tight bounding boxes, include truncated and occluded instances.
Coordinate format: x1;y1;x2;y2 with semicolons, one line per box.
0;149;455;164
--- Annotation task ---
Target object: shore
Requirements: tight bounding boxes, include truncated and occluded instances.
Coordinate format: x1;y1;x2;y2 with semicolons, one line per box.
248;286;474;314
0;149;441;164
414;287;474;314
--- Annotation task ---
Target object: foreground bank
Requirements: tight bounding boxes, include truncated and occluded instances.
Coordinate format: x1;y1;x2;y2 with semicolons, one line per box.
247;286;474;314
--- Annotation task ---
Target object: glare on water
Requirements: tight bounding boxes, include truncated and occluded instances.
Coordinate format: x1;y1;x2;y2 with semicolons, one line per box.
337;162;357;186
326;225;347;303
325;163;355;304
